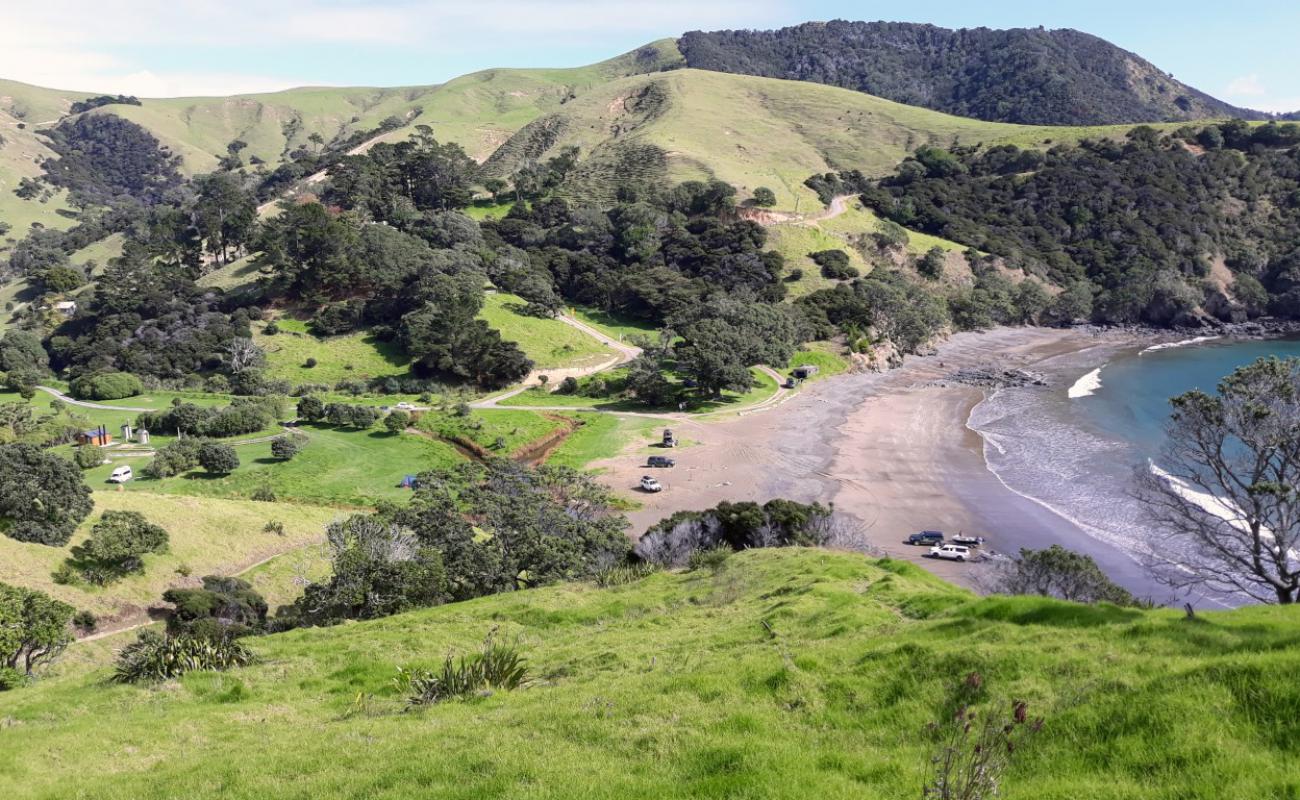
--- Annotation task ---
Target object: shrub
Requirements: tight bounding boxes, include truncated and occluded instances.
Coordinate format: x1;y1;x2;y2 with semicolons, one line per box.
303;357;317;368
0;666;25;691
72;610;97;632
251;485;276;502
811;249;859;279
785;268;804;283
198;443;239;475
263;520;285;536
402;635;528;705
593;562;659;587
384;410;411;434
923;673;1043;799
144;438;203;479
263;321;280;335
918;246;946;280
688;545;732;572
73;445;104;470
163;575;268;637
69;372;142;400
557;376;579;395
112;630;256;683
66;511;169;584
751;186;777;207
270;435;302;460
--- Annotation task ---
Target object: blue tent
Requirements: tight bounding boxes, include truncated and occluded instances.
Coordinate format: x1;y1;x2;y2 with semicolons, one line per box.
399;475;419;489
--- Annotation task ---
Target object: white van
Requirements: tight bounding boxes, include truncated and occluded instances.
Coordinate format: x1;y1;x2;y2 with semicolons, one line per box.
108;465;133;483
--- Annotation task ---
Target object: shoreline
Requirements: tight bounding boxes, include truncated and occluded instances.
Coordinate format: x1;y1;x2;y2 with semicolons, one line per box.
597;325;1164;596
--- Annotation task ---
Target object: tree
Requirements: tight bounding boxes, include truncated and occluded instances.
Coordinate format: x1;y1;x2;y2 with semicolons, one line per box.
0;444;93;546
68;511;169;583
270;436;303;460
297;395;325;422
192;172;257;265
1139;357;1300;604
0;581;74;677
385;410;411;434
163;575;267;637
69;372;142;401
198;443;239;475
751;186;777;207
993;545;1137;605
811;249;858;280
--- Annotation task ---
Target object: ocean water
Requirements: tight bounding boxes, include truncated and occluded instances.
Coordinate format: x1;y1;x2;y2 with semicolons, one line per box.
967;335;1300;600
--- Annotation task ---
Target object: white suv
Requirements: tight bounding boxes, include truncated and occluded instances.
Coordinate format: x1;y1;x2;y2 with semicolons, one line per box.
929;544;971;562
639;475;663;493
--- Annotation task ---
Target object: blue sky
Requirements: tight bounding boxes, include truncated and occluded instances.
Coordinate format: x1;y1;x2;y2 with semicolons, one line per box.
3;0;1298;111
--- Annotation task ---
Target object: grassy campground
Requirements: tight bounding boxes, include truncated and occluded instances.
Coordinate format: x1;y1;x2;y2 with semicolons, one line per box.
2;547;1297;799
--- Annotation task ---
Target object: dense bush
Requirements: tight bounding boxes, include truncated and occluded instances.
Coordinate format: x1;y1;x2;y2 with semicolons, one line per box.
276;461;628;628
0;444;94;546
37;113;182;205
144;438;203;479
861;125;1300;325
679;21;1256;125
112;630;256;684
636;498;835;567
69;372;142;401
811;249;858;279
994;545;1139;606
163;576;268;638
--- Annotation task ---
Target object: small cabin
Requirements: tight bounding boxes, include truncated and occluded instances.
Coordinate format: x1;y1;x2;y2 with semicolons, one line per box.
53;300;78;317
791;365;820;380
76;425;113;447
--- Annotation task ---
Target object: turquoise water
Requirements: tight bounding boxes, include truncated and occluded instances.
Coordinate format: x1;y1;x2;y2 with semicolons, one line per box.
1077;336;1300;455
967;335;1300;604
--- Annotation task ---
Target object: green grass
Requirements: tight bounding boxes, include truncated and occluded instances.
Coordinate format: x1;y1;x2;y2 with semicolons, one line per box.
782;343;850;383
819;203;971;256
569;306;659;343
97;424;464;507
543;413;658;469
766;223;870;298
256;319;411;386
479;292;615;370
2;547;1298;799
0;491;339;620
463;202;514;221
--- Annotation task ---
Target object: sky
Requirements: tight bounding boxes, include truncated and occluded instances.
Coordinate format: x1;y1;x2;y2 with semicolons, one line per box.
3;0;1298;112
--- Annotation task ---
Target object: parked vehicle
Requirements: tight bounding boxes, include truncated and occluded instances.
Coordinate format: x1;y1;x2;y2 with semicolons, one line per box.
639;475;663;492
929;544;972;561
906;530;944;546
661;429;677;448
108;465;133;483
394;402;416;411
952;533;985;546
647;456;675;468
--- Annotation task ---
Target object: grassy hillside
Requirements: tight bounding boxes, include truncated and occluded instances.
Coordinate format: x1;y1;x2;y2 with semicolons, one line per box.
19;40;684;177
486;68;1176;211
1;547;1297;798
0;492;340;622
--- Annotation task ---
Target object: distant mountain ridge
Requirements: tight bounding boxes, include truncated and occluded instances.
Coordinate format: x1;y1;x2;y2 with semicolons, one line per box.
679;21;1278;125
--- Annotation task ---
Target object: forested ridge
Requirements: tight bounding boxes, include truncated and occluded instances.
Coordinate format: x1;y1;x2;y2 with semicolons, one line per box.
858;120;1300;325
679;21;1274;125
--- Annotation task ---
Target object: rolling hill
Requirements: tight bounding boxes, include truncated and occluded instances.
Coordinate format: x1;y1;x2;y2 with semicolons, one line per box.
678;21;1273;125
1;547;1297;798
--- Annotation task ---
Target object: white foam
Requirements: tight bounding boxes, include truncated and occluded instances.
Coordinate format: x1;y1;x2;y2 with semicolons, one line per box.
1067;368;1102;399
1140;335;1220;355
1148;463;1259;535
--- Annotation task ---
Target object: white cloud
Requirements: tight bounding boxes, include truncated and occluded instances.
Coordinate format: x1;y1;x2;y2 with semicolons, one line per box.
0;0;791;95
1225;74;1265;97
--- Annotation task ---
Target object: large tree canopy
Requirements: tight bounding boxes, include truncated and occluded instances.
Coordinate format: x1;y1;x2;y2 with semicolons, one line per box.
0;444;94;546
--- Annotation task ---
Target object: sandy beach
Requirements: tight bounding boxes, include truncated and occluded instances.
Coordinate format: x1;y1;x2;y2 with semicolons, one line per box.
594;326;1163;597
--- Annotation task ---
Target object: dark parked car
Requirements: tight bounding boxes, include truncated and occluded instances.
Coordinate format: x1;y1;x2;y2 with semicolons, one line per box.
647;456;675;468
907;530;945;546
